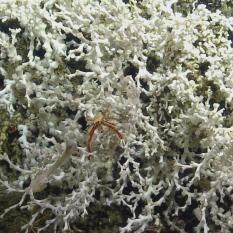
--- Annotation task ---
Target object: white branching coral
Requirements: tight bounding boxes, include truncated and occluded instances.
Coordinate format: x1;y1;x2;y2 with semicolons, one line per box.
0;0;233;232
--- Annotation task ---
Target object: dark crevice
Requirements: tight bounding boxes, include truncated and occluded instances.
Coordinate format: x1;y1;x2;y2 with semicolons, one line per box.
123;62;139;79
0;19;21;35
199;61;210;76
66;59;90;73
33;45;46;59
64;32;81;44
0;73;5;90
78;116;88;130
146;55;161;73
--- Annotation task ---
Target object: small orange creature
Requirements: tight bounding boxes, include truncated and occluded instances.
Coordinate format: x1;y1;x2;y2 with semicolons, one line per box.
87;112;123;154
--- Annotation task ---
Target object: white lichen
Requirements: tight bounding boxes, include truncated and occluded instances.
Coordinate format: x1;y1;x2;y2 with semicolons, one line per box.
0;0;233;232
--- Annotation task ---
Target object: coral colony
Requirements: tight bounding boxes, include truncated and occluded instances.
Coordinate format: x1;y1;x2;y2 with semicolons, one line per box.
0;0;233;232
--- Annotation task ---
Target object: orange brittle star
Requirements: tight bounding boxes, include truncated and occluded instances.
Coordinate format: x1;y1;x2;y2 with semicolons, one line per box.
86;112;123;155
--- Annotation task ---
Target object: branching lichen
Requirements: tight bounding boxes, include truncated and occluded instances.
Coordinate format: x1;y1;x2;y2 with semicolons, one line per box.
0;0;233;232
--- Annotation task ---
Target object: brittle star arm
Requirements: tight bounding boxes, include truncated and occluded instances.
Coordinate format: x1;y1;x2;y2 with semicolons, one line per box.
87;122;100;153
102;120;123;139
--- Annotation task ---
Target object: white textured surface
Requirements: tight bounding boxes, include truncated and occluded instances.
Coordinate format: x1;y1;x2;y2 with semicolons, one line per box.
0;0;233;232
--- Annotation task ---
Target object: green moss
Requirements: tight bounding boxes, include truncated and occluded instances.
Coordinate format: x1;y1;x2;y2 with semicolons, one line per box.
15;31;30;63
0;191;28;233
0;108;12;144
172;0;233;17
2;62;19;80
172;0;196;16
0;107;24;178
199;176;211;192
135;3;152;19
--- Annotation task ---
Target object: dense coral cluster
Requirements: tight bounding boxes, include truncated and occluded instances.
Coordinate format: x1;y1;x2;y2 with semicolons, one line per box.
0;0;233;232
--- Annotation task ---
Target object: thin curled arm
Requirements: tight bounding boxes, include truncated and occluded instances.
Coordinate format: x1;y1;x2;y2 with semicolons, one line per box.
102;121;123;139
87;123;100;153
86;112;123;154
